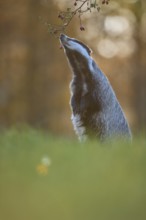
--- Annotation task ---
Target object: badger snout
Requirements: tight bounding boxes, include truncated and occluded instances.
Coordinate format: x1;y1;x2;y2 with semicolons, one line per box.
60;33;66;40
60;34;68;43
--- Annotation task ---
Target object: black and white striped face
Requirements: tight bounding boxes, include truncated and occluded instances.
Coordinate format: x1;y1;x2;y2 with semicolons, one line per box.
60;34;92;58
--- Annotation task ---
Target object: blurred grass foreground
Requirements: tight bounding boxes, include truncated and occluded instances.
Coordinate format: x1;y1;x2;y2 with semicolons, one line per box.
0;128;146;220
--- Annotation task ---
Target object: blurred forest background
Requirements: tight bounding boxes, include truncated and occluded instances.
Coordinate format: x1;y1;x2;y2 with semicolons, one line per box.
0;0;146;137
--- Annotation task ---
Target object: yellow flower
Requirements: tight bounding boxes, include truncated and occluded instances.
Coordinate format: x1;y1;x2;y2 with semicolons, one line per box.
36;156;52;176
36;164;48;175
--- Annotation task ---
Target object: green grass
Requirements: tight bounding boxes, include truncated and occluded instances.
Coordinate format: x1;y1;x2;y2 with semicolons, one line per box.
0;128;146;220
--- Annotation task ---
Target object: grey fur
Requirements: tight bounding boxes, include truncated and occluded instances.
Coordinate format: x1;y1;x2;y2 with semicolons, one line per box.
60;34;132;141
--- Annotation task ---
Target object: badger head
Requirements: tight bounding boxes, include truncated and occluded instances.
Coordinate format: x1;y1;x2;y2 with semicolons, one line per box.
60;34;92;58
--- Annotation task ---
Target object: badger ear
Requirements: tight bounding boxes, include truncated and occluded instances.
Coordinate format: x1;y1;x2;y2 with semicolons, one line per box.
89;47;92;55
81;44;92;56
84;45;92;55
80;42;92;55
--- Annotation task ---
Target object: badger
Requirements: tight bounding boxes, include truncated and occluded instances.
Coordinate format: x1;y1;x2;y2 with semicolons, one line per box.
60;34;132;141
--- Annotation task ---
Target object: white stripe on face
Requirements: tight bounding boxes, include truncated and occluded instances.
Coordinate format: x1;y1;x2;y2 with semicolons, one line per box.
65;40;90;58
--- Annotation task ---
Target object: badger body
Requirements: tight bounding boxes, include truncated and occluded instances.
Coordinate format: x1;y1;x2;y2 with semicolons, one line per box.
60;34;132;141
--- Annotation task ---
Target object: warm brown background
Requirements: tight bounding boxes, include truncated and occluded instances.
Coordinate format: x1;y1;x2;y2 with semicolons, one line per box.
0;0;146;137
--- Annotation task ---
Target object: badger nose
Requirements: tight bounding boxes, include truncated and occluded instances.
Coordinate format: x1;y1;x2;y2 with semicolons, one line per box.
60;34;67;41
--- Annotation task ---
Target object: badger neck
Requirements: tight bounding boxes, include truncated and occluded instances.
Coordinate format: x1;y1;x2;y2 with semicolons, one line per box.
65;50;90;73
65;49;117;109
65;50;105;86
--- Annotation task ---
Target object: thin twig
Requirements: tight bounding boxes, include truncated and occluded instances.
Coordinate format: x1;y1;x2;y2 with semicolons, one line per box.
46;0;110;37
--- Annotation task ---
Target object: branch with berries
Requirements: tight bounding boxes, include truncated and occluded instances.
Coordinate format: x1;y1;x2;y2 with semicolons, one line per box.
46;0;110;37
